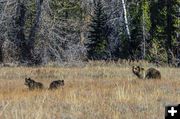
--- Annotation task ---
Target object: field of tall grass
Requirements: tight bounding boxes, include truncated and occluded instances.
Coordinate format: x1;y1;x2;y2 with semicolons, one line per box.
0;61;179;119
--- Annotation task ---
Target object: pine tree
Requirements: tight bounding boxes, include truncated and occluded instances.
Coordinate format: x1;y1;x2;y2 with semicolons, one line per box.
86;0;109;60
148;0;168;64
165;0;180;64
148;0;179;65
124;0;150;60
129;1;143;59
141;0;151;59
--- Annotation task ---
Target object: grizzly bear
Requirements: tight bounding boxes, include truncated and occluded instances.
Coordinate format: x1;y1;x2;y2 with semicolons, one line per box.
49;80;64;90
132;66;161;79
24;78;44;90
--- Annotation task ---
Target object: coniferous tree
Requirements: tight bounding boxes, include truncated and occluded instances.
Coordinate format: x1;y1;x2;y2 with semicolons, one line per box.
149;0;179;65
123;0;150;60
148;0;168;64
86;0;109;60
129;1;143;59
165;0;180;64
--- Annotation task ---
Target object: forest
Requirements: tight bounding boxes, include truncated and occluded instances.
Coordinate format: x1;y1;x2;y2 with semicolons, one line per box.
0;1;180;118
0;0;179;66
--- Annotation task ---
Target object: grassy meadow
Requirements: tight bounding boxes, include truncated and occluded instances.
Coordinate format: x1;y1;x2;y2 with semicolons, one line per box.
0;61;179;119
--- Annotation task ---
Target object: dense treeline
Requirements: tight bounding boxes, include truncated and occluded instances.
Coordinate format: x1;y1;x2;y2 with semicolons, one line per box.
0;0;179;66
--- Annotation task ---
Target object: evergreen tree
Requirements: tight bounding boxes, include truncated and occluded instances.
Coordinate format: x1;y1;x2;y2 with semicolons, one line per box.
86;0;109;60
165;0;180;64
149;0;179;65
141;0;151;59
148;0;168;64
123;0;150;60
129;1;143;59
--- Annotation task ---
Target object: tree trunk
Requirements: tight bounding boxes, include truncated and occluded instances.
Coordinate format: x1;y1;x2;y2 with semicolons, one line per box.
142;6;146;59
16;2;27;63
121;0;131;40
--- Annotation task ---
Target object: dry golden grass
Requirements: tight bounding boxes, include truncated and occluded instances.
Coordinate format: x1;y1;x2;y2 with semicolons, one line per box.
0;61;179;119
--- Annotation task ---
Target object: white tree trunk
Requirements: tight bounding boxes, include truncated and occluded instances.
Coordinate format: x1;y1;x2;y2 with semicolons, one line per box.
121;0;131;40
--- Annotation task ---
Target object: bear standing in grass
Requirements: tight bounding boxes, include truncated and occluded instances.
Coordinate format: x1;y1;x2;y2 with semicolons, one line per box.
132;66;161;79
49;80;64;90
24;78;44;90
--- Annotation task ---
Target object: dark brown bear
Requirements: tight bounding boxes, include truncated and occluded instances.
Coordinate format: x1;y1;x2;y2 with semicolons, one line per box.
24;78;44;90
132;66;161;79
145;67;161;79
49;80;64;90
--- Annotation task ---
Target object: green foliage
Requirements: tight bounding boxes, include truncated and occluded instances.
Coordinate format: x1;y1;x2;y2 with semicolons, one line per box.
86;0;109;60
129;1;143;59
142;0;151;32
25;0;36;36
148;0;167;63
147;39;168;64
1;0;179;65
166;0;179;54
123;0;151;59
50;0;82;20
148;0;179;64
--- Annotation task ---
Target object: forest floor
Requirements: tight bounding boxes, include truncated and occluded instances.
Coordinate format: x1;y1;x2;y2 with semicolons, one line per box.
0;61;179;119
